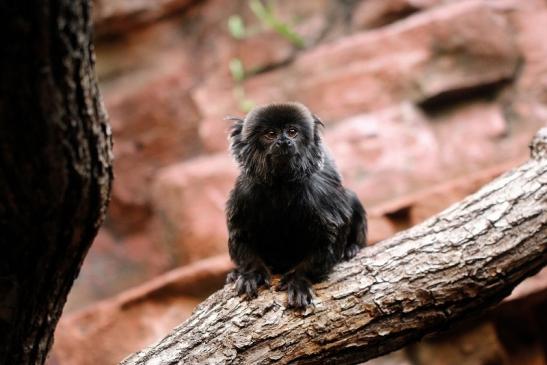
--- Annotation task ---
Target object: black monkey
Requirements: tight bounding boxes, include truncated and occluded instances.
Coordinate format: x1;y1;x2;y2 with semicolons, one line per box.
226;102;367;308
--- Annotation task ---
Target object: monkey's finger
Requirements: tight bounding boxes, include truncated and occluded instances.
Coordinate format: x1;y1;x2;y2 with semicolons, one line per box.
287;287;313;308
244;279;258;298
235;277;248;296
247;286;258;299
287;287;296;306
277;271;296;291
235;275;259;298
259;272;271;287
226;269;239;284
285;276;314;308
343;243;361;261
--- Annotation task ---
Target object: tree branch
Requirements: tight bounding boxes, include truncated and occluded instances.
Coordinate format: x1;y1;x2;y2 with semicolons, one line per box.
122;129;547;365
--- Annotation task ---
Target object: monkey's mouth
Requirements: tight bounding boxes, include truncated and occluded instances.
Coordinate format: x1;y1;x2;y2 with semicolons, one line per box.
268;150;300;174
266;144;299;175
269;153;291;167
269;147;297;162
270;143;296;157
272;148;292;157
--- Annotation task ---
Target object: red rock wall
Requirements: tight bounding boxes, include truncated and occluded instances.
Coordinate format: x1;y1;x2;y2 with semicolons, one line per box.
49;0;547;364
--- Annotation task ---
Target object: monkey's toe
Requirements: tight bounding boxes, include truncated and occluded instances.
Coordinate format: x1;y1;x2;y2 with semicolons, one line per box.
343;243;362;261
287;281;313;308
236;275;258;298
235;270;270;299
226;269;240;284
279;273;314;308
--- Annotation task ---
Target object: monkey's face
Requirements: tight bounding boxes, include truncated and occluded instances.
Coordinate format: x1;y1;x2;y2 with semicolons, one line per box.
259;123;302;157
230;102;324;182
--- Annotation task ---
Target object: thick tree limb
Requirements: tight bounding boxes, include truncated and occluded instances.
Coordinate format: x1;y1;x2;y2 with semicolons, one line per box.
0;1;112;364
122;129;547;365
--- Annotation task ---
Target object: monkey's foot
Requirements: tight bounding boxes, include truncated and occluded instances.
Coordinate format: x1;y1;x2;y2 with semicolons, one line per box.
278;273;314;308
343;243;362;261
225;269;240;284
234;269;270;299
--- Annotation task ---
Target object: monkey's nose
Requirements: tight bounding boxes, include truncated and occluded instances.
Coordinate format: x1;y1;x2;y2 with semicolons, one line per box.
276;139;292;148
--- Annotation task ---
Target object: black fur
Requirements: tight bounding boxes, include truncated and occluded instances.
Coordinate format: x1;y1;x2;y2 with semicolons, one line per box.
226;102;367;308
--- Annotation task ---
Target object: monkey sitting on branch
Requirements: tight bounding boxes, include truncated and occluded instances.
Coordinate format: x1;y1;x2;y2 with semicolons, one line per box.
225;102;367;308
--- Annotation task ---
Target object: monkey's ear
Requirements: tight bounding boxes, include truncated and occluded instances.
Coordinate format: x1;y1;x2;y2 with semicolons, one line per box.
224;115;244;140
224;115;244;123
312;114;324;144
225;115;245;158
312;114;325;128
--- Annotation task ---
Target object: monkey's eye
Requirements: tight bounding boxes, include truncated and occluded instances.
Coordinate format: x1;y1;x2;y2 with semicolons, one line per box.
264;130;277;140
287;128;298;138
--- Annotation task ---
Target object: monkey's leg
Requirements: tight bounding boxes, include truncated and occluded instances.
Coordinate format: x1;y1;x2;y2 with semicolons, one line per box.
228;241;271;298
233;258;271;299
278;250;337;308
343;190;368;260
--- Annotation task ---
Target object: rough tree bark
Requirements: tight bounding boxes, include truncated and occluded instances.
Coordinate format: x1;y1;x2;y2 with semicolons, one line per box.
0;1;112;364
122;129;547;365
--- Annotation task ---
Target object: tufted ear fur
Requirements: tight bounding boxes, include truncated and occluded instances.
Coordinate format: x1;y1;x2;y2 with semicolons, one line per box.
312;113;325;145
312;114;324;128
225;115;245;162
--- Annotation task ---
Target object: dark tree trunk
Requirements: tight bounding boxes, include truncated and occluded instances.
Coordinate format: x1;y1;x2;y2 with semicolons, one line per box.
0;1;112;364
121;130;547;365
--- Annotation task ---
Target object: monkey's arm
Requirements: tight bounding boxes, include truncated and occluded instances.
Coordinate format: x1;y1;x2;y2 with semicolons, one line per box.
227;227;271;298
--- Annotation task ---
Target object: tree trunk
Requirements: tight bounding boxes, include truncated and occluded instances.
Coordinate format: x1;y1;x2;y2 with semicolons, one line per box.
122;129;547;365
0;1;112;364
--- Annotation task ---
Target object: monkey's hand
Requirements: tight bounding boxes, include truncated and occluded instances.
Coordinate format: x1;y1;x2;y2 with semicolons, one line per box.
343;243;361;261
278;272;314;308
232;267;270;299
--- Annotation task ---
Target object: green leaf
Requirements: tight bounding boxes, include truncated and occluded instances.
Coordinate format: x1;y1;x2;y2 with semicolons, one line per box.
229;58;246;82
240;99;256;112
249;0;305;48
228;15;246;39
233;85;256;113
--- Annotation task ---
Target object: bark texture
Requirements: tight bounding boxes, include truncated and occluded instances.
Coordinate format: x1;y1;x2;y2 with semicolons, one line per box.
0;1;112;364
122;129;547;365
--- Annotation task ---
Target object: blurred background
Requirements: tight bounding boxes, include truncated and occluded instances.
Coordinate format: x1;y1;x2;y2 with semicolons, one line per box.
47;0;547;364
